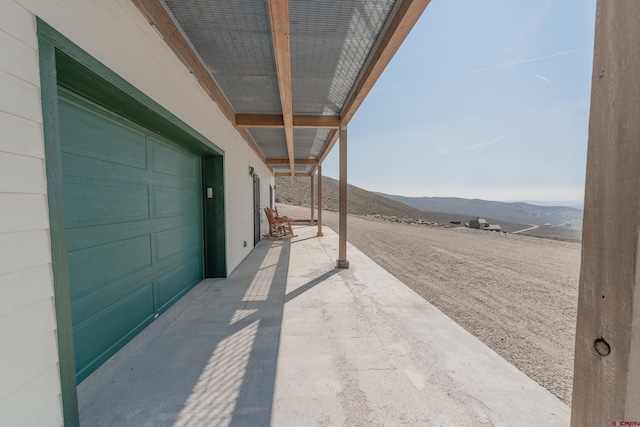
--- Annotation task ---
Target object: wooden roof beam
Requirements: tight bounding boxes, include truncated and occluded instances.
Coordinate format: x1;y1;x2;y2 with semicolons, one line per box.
237;114;284;128
295;115;340;129
268;0;295;176
236;114;340;129
275;172;312;177
266;158;318;165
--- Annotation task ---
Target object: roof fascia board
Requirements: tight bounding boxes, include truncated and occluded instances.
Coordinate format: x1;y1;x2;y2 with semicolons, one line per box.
238;128;267;161
316;1;431;173
131;0;266;161
340;0;431;125
131;0;235;120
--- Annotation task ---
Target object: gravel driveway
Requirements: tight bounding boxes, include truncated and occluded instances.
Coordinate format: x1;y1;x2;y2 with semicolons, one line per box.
277;204;581;405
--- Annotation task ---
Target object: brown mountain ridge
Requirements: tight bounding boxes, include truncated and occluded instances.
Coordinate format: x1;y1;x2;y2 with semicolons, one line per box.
274;176;440;222
275;176;583;241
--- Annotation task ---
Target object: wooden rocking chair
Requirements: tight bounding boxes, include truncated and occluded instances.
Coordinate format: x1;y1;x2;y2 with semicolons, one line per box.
264;207;296;237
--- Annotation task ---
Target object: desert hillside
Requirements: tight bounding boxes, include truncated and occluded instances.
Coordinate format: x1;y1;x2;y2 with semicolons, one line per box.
275;176;440;222
377;193;583;227
276;176;582;241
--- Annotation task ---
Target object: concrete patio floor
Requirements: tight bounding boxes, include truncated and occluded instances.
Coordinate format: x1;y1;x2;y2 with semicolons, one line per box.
78;225;569;426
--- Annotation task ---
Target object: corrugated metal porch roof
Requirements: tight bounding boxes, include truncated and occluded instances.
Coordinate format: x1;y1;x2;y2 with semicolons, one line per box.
133;0;431;176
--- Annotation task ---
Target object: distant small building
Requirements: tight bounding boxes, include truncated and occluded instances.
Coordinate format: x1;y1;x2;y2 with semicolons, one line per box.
478;219;503;232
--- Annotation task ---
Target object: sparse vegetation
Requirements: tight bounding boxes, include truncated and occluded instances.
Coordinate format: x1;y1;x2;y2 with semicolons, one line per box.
377;193;584;228
275;176;441;222
468;217;480;229
276;176;581;242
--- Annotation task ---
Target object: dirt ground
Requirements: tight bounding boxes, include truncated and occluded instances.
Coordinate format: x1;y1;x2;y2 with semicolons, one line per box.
277;204;582;405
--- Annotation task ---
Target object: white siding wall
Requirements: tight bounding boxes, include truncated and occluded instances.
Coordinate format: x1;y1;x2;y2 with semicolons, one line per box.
0;1;62;426
0;0;274;424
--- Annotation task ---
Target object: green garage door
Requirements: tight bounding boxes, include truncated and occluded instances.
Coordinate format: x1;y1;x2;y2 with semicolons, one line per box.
58;89;204;382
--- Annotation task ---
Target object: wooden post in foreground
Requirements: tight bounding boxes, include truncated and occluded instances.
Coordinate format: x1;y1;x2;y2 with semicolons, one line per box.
571;1;640;424
336;125;349;268
310;174;315;225
317;165;323;237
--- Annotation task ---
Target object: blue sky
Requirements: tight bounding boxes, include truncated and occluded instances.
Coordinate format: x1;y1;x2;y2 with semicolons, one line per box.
322;0;597;206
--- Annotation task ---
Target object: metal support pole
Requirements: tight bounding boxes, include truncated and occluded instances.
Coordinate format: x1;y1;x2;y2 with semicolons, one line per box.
317;165;323;237
310;174;315;225
336;125;349;268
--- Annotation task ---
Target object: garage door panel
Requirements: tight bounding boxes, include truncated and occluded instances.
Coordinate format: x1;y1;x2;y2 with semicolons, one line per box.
151;138;197;179
59;97;148;170
62;153;197;190
61;151;150;185
155;224;200;262
68;234;152;300
156;258;201;310
63;178;150;228
59;88;205;382
154;186;198;219
64;221;155;252
71;269;156;326
74;283;155;382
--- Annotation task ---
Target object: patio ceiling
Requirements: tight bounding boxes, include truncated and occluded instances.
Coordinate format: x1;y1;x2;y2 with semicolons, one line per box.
132;0;430;176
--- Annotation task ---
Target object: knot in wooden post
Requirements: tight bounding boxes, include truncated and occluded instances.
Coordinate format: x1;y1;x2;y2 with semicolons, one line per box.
594;337;611;357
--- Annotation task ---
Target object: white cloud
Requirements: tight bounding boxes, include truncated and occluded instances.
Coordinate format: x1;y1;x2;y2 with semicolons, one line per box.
465;135;507;151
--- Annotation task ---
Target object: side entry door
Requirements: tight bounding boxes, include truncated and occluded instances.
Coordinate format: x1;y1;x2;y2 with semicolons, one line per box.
253;173;261;246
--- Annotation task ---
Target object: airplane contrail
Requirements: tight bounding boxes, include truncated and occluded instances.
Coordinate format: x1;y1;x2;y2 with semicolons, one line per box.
535;74;557;87
465;135;507;150
502;48;584;68
372;48;584;93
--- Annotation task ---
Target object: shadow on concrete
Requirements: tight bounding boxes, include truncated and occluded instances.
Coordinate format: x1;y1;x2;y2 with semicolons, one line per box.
79;238;291;427
289;235;318;244
284;269;340;303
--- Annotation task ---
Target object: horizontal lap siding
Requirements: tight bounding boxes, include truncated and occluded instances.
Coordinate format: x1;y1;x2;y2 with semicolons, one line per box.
22;0;273;270
0;2;62;426
1;0;273;424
